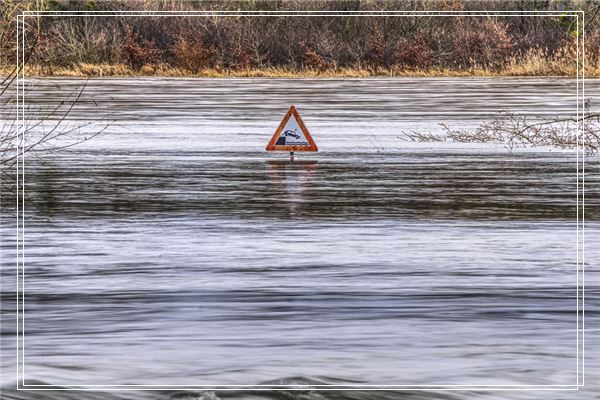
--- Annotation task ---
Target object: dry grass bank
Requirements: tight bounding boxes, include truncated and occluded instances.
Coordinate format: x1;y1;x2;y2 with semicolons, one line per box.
2;60;597;78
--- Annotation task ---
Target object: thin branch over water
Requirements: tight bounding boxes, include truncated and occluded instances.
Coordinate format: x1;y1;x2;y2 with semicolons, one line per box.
400;101;600;154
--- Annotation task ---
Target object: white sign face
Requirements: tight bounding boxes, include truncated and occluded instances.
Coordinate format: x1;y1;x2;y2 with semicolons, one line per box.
266;105;318;152
273;114;310;147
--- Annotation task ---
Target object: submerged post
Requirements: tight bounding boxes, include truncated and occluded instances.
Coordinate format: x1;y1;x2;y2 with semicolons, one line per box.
289;151;294;163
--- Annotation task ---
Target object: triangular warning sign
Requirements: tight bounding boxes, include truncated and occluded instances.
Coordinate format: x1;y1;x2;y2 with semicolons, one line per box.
266;106;318;152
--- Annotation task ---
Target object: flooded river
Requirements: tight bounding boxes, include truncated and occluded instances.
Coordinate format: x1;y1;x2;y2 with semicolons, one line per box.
1;78;598;399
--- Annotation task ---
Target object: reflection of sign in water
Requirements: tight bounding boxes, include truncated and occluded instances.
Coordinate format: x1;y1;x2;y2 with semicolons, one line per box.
266;160;319;214
266;105;318;152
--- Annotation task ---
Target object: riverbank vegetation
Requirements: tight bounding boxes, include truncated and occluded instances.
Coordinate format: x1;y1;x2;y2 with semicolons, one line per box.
401;101;600;154
1;0;599;78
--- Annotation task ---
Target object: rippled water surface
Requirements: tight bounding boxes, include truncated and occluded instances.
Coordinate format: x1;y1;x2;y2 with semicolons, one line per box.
1;78;598;399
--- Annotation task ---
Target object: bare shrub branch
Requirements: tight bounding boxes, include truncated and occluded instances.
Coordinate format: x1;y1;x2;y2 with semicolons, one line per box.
400;100;600;154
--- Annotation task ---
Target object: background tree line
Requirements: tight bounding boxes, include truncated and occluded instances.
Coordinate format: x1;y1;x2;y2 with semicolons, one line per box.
1;0;599;76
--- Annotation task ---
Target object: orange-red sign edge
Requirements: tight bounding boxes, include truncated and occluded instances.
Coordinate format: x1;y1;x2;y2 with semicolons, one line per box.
265;105;318;152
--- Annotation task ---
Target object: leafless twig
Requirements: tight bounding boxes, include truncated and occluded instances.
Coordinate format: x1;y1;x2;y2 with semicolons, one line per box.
399;100;600;154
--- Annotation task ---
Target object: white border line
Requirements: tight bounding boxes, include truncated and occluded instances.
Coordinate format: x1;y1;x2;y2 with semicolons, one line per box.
576;12;579;389
23;10;582;14
14;10;585;391
21;11;26;389
15;12;20;392
19;13;584;16
578;13;586;386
